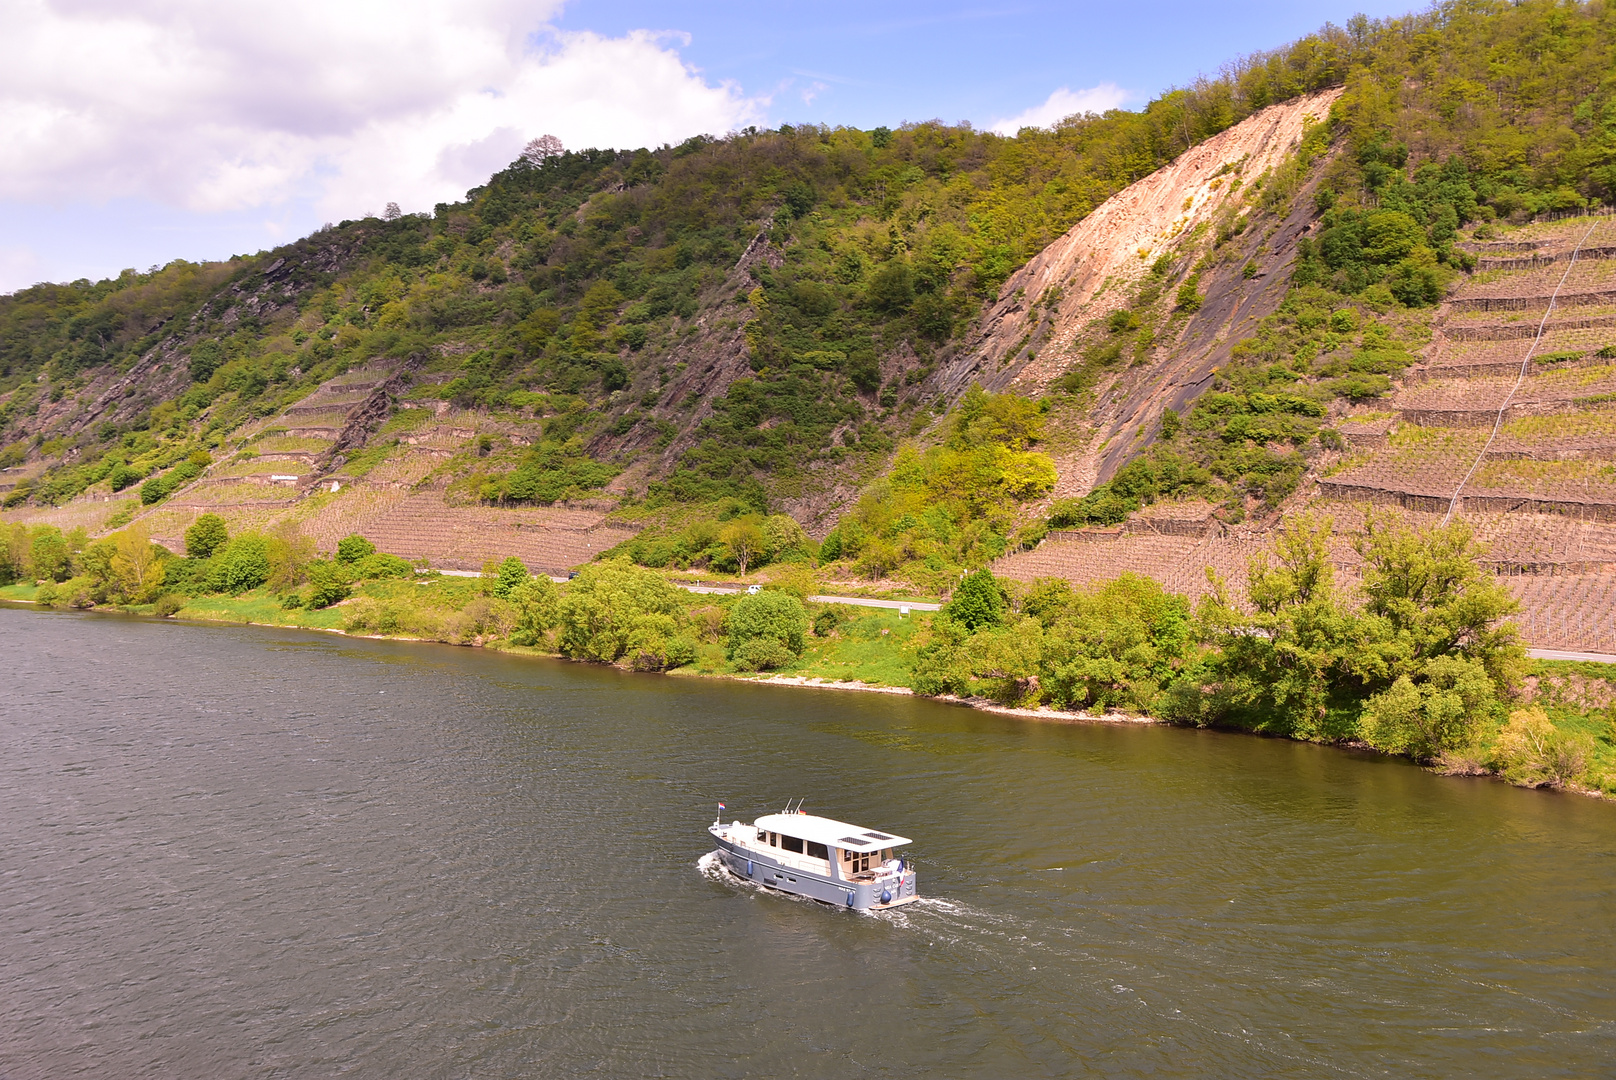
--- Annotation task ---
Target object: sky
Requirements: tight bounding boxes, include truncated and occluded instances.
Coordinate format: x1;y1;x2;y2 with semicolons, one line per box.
0;0;1422;294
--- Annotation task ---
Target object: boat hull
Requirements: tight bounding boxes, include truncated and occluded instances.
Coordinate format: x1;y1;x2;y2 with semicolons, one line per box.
710;828;917;910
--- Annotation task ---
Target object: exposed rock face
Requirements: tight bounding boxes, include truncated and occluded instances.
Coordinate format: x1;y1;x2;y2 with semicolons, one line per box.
936;87;1344;494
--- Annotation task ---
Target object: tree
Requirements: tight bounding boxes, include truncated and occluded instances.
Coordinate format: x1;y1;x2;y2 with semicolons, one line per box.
521;134;564;164
306;560;350;608
1351;509;1523;691
942;569;1006;631
267;528;316;591
508;576;559;646
1202;514;1361;739
556;560;688;664
866;261;914;313
383;202;402;221
1036;573;1194;713
966;616;1044;704
28;527;69;582
209;534;271;594
491;556;530;599
763;514;813;563
0;523;25;584
721;519;766;575
726;591;809;669
185;514;228;559
1358;656;1498;762
336;534;377;564
111;523;164;599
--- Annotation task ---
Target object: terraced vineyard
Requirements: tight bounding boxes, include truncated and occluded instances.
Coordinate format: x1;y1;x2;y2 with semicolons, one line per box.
997;214;1616;653
1;357;652;574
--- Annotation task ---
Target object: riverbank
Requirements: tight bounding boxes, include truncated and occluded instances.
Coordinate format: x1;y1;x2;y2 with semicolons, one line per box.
7;574;1614;802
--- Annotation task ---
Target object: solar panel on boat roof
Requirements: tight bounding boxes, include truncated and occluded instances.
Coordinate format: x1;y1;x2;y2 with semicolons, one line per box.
838;836;867;845
863;831;893;840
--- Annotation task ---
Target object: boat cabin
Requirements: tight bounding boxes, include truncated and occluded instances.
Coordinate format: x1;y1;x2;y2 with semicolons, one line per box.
749;812;911;881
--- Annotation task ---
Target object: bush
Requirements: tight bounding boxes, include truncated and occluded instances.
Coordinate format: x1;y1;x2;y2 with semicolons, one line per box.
1493;706;1593;788
726;591;809;664
153;593;186;618
209;534;271;594
107;464;144;492
185;514;229;559
140;459;203;504
350;552;413;580
336;534;377;563
941;570;1006;631
306;560;350;608
732;637;794;672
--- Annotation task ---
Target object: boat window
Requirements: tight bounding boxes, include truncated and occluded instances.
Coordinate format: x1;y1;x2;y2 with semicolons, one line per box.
805;841;829;861
881;849;893;862
780;835;804;854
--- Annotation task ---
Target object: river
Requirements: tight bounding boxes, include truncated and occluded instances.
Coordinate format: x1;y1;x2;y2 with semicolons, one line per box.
3;605;1614;1078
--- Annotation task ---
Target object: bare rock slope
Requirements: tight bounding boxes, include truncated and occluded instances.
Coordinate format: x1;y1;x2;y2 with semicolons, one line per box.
936;87;1343;494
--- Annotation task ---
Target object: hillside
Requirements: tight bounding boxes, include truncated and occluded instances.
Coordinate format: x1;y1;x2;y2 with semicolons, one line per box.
5;0;1616;653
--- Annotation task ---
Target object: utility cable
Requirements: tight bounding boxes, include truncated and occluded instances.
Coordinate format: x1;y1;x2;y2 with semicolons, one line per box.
1441;218;1599;525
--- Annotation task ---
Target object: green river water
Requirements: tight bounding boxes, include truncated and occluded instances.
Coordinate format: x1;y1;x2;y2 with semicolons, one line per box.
3;606;1614;1077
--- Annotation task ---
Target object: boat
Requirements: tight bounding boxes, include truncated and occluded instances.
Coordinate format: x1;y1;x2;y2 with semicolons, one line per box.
708;802;918;909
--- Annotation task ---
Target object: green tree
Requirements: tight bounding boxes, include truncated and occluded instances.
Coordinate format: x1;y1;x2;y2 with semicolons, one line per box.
721;519;766;574
726;591;809;669
0;523;25;584
111;523;165;600
491;556;530;599
1351;509;1523;692
942;569;1006;631
185;514;229;559
1359;655;1499;762
966;616;1044;704
909;615;973;696
306;560;350;608
1201;514;1361;739
209;534;272;594
1036;573;1194;713
556;560;688;665
866;261;915;313
267;528;316;591
508;576;560;646
28;527;70;582
336;534;377;564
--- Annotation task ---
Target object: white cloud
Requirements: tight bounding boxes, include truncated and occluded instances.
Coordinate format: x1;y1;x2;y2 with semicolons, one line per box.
0;1;765;220
989;84;1129;135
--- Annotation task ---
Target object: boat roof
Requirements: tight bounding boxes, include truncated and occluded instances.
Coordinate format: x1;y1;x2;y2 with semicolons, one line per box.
753;812;911;851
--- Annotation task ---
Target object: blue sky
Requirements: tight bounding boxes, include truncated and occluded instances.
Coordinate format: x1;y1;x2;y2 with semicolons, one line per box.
1;1;1419;294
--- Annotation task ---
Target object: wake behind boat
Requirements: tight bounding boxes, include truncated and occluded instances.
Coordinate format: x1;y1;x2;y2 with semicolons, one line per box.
708;802;918;909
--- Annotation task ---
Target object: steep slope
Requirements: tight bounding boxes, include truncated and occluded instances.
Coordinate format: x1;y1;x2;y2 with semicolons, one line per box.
935;88;1342;497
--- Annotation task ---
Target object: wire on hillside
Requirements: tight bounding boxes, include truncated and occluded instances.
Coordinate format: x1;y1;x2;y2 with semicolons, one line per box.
1441;218;1600;525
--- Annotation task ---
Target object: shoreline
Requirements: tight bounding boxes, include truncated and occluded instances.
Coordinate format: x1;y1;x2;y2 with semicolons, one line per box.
3;597;1610;802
